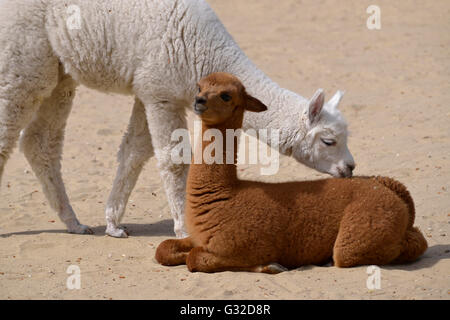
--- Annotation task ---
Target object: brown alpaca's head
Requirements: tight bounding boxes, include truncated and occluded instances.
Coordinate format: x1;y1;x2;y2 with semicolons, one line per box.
194;72;267;127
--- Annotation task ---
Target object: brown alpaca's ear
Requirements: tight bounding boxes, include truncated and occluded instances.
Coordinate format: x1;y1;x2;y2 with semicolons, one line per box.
244;94;268;112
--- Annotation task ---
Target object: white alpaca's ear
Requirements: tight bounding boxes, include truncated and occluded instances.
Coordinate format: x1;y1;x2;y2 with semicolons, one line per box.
327;90;345;110
308;89;325;124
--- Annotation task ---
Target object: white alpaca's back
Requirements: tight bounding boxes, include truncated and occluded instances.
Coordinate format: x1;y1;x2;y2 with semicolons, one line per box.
44;0;243;100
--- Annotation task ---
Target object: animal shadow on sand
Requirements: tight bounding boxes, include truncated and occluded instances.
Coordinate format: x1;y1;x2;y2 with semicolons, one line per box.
1;221;447;271
287;244;449;272
0;219;175;238
383;244;450;271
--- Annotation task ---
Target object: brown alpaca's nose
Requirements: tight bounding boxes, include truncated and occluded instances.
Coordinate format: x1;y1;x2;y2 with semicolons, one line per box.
195;96;206;105
194;96;208;114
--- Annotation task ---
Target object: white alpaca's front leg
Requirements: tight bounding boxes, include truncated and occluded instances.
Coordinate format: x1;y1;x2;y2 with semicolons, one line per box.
105;98;154;238
144;100;189;238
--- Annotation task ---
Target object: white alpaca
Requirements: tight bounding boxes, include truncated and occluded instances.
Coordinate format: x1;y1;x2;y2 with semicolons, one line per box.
0;0;354;238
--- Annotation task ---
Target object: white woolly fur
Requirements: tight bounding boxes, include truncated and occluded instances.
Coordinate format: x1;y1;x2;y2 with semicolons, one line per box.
0;0;352;237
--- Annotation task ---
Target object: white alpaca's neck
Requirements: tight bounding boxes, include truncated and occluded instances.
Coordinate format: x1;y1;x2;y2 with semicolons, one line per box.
184;0;309;153
224;54;309;153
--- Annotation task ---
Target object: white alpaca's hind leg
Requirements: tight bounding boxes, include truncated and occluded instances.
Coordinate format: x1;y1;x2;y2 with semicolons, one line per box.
105;98;154;238
144;100;189;238
19;71;92;234
0;97;42;186
0;62;58;192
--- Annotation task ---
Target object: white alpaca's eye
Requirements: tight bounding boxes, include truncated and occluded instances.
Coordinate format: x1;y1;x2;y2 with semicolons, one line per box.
321;138;336;146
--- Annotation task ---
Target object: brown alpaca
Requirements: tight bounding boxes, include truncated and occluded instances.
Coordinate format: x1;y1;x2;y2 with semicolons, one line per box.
155;72;428;273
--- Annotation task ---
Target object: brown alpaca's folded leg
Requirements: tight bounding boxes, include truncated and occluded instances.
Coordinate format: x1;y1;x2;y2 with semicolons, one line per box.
333;201;408;267
186;247;287;274
155;237;194;266
391;227;428;264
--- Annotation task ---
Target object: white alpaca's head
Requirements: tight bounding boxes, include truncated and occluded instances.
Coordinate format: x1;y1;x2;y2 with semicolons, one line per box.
291;89;355;178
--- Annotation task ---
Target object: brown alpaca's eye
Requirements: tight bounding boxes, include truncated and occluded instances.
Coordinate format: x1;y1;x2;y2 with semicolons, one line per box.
220;93;232;102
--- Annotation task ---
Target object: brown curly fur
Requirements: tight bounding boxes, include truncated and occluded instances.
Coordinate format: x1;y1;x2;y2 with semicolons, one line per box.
155;73;427;273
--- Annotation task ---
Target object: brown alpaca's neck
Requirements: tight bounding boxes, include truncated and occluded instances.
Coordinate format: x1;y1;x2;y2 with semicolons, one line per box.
188;114;243;190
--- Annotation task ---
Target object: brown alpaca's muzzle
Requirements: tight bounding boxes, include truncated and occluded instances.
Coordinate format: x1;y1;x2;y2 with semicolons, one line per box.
194;96;208;115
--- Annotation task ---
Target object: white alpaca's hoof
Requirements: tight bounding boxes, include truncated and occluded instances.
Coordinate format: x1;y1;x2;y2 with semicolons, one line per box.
68;223;93;235
105;226;129;238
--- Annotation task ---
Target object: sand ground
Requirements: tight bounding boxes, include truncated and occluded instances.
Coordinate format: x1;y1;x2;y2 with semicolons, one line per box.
0;0;449;299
